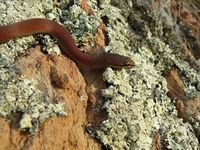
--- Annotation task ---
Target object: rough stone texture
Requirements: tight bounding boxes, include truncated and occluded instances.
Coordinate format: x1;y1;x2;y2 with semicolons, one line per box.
91;0;200;150
0;46;99;150
1;0;200;150
0;0;100;149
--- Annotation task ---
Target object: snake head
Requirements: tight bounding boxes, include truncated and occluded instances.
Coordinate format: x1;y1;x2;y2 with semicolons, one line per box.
103;53;135;69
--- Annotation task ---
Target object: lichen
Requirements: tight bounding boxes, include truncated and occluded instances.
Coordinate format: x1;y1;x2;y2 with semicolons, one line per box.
59;2;101;47
0;68;66;132
1;0;200;149
0;0;66;133
86;1;200;149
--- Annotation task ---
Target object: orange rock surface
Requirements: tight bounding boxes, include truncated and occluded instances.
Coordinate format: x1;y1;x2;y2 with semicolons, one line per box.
0;46;100;150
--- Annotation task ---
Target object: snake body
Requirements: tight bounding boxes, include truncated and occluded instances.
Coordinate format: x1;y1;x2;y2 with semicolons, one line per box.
0;18;134;68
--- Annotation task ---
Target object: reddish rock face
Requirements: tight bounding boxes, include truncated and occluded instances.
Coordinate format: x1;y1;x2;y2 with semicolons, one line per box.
171;0;200;59
0;46;100;150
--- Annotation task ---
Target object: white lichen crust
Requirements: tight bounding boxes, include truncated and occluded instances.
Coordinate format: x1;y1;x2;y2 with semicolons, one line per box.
92;1;199;150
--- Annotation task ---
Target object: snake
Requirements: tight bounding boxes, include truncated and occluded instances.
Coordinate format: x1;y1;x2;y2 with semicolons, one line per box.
0;18;134;69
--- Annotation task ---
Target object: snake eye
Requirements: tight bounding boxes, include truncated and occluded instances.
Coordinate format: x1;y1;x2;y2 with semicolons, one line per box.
125;60;135;67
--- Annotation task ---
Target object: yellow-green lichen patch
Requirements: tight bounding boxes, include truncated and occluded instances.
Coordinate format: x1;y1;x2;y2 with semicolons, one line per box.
59;1;101;47
88;0;200;149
